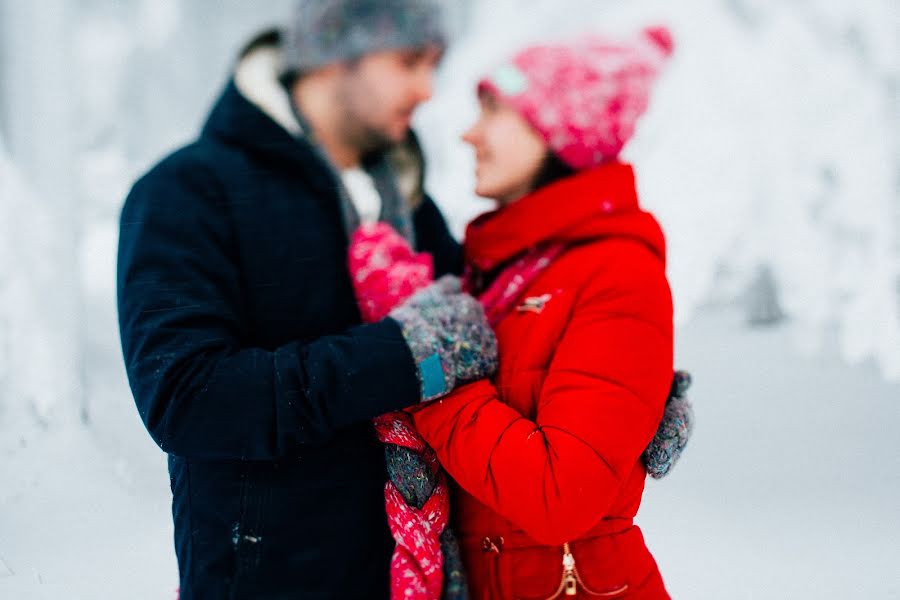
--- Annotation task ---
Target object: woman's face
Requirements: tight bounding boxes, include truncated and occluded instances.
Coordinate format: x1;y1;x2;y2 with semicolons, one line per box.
463;91;547;205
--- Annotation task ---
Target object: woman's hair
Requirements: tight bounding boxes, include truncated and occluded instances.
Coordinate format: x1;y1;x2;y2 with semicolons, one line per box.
530;151;576;193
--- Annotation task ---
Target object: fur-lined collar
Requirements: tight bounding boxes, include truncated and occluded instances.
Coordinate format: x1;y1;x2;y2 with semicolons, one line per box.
231;31;426;210
234;43;302;136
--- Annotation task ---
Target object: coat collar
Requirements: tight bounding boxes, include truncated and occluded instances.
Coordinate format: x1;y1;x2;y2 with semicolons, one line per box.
201;32;427;209
464;162;666;271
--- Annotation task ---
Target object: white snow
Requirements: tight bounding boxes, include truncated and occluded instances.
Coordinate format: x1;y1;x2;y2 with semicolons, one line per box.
640;309;900;599
0;139;81;428
0;427;175;599
1;0;898;598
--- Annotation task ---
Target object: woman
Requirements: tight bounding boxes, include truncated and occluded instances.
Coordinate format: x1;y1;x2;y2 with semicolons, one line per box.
411;27;678;599
349;26;684;599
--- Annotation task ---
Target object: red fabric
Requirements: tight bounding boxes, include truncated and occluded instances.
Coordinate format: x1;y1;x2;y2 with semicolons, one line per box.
477;244;566;327
375;411;448;600
411;163;675;599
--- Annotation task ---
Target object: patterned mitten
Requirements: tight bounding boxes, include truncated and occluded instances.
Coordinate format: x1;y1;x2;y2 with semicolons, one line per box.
349;222;434;322
391;288;498;402
642;370;694;479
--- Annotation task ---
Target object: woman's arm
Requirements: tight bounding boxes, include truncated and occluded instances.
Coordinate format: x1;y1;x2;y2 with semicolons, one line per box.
411;247;673;545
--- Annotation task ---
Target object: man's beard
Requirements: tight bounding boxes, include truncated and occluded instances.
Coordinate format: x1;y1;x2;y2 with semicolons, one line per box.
335;77;407;160
340;120;398;161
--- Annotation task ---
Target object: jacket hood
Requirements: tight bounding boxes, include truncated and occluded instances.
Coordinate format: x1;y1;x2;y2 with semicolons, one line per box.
464;162;666;271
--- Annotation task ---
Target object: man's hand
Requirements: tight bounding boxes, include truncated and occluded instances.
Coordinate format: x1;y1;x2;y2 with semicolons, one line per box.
391;277;498;402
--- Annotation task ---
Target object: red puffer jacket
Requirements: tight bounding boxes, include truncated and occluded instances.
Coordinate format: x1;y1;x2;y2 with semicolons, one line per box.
410;163;674;599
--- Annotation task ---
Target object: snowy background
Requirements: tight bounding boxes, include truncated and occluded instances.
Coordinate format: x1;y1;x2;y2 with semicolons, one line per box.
1;0;898;598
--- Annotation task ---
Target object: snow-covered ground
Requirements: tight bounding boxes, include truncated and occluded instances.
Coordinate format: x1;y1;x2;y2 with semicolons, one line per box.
640;309;900;599
1;308;898;599
0;426;174;598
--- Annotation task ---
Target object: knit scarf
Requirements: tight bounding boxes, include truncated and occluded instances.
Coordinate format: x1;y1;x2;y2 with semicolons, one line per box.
468;244;567;327
349;223;565;599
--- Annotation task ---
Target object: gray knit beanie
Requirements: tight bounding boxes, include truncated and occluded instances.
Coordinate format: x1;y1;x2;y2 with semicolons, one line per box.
282;0;448;75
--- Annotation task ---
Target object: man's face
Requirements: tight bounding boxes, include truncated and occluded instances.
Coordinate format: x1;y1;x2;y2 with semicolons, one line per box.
334;45;442;156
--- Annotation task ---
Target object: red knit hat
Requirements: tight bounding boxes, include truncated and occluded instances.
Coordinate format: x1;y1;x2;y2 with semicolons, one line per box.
478;26;674;170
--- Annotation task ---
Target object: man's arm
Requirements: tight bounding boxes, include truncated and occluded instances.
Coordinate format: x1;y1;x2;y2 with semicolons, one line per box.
117;156;421;461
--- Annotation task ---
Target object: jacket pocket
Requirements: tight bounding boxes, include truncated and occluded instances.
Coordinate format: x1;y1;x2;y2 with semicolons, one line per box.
493;544;567;600
500;540;630;600
556;538;631;599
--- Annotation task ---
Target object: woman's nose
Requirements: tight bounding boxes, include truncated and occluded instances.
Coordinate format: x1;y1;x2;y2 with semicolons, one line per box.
462;124;479;146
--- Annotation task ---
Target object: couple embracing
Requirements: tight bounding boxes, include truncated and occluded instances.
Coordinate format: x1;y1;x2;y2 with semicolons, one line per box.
117;1;693;598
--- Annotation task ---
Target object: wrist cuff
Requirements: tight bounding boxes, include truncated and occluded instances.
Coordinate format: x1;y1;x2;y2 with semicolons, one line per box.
419;353;448;401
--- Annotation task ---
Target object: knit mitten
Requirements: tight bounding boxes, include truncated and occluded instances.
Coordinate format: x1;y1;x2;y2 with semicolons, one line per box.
390;280;497;402
349;222;434;323
642;370;694;479
399;273;462;311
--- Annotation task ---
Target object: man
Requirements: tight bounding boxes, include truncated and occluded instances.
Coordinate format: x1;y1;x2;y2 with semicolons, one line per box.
116;1;496;597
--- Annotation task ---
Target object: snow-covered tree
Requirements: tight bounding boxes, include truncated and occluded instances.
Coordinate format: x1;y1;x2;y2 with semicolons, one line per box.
417;0;900;378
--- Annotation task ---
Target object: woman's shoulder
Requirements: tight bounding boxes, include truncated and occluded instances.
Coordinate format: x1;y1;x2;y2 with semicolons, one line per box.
538;238;673;337
551;236;667;290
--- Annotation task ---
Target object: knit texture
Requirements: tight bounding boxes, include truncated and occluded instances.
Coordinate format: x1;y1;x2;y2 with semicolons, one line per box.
283;0;448;74
388;273;498;402
643;370;694;479
349;222;433;323
351;223;466;600
478;26;674;169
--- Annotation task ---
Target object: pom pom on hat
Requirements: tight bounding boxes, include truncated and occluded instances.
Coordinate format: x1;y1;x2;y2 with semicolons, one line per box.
642;25;675;58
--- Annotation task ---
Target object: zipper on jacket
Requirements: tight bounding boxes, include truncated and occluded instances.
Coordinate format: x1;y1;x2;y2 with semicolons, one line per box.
538;542;629;600
562;543;578;596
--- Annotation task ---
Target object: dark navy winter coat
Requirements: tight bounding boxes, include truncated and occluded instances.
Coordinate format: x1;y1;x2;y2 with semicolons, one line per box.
117;70;461;597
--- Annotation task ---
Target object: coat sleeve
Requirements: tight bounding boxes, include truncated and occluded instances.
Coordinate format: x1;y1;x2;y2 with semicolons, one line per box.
413;194;463;277
117;156;421;461
410;248;674;545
